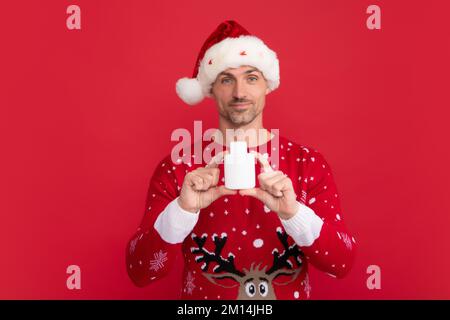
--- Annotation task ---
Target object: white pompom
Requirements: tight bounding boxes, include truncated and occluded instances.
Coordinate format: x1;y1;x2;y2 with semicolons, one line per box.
175;77;204;105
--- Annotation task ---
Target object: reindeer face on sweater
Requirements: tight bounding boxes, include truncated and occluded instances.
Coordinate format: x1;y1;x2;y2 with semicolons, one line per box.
190;228;303;300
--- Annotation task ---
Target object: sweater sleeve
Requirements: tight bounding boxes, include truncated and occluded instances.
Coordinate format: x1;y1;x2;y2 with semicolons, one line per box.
126;157;193;287
282;151;356;279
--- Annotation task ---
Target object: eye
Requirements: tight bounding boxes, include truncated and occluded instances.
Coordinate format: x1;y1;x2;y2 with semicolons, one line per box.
221;78;233;84
245;282;256;297
259;281;268;297
248;76;258;82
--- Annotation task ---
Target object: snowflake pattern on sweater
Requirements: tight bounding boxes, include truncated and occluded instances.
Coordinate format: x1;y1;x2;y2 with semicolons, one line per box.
126;135;356;300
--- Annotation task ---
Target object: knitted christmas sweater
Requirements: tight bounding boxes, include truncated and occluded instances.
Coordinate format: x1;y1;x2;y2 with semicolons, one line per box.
126;135;356;300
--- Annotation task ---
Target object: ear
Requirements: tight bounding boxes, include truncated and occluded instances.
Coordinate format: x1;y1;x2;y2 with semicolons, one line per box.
265;87;271;95
203;272;241;289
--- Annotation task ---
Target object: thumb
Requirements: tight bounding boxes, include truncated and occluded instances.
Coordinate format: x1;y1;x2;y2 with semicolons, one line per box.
209;185;237;202
239;188;271;204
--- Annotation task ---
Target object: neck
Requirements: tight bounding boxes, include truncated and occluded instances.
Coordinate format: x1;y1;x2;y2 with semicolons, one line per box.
215;114;272;148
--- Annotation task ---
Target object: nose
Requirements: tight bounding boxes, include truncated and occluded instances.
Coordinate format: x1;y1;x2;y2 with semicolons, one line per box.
232;79;247;101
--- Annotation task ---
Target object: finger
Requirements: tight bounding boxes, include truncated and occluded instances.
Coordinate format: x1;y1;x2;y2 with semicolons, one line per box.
265;173;288;197
196;167;220;186
259;170;283;184
187;173;210;191
239;187;272;204
210;168;220;186
259;177;284;198
205;150;228;168
257;171;280;191
250;151;273;173
189;175;204;191
279;177;295;196
265;171;286;185
269;177;290;197
209;185;237;203
258;171;284;191
194;172;214;190
258;170;280;180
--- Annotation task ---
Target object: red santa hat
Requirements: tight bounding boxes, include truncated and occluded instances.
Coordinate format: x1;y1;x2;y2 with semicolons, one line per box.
175;20;280;106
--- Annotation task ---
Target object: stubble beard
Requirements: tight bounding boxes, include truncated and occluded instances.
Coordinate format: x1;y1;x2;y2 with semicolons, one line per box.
220;104;261;126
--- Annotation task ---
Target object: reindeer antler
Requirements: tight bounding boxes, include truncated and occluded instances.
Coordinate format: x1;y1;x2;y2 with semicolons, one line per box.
191;232;245;277
267;227;304;275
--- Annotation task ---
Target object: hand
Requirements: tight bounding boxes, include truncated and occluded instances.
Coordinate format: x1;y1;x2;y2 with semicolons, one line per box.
239;152;299;220
178;151;237;213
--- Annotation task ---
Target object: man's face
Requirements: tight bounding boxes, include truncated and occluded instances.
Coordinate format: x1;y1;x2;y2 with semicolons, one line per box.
211;65;270;126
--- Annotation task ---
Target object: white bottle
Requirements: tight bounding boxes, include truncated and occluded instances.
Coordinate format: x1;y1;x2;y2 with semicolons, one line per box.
224;141;255;190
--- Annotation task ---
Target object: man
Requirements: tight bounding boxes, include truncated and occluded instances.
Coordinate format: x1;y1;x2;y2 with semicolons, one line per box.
126;20;356;300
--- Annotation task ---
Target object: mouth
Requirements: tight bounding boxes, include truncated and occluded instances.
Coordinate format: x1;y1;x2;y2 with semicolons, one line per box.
229;102;252;110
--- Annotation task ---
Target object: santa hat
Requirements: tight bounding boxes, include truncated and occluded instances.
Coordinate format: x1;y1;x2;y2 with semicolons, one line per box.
175;20;280;106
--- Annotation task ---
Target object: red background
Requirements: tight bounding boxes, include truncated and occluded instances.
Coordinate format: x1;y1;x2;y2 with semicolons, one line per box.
1;0;449;299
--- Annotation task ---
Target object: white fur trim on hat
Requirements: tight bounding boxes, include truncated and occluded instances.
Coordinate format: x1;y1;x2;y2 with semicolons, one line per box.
176;35;279;106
